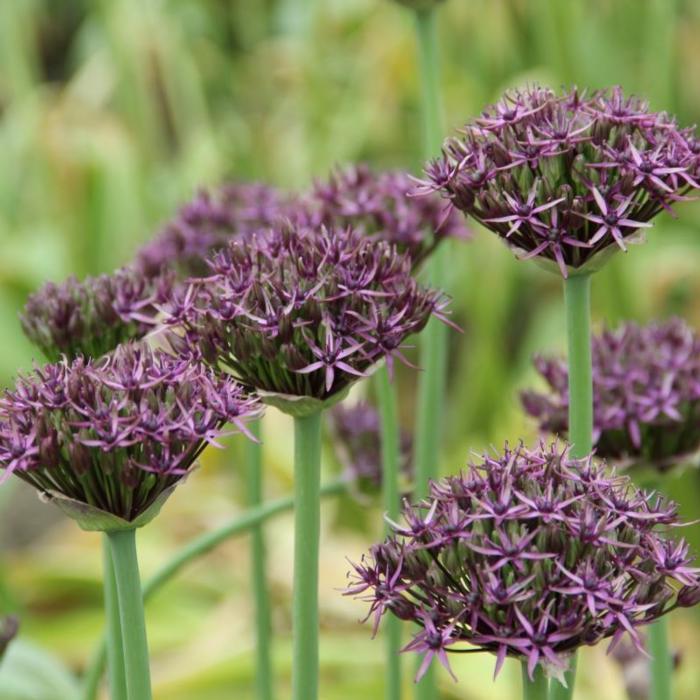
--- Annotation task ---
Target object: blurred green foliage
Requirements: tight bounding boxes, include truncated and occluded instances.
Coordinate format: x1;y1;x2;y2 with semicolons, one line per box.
1;0;700;698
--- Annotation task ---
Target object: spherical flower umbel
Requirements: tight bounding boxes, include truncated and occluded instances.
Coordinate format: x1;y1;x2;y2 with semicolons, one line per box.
421;86;700;277
0;343;261;528
134;182;288;278
165;223;452;413
346;442;700;682
522;318;700;472
20;268;174;362
298;165;470;268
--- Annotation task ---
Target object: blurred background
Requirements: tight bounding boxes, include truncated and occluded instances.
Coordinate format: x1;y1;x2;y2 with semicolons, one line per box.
1;0;700;697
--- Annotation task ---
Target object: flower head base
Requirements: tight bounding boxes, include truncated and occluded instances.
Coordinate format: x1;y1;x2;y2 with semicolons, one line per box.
330;401;412;495
522;319;700;472
298;165;470;268
0;344;260;528
346;442;700;682
422;86;700;277
134;183;288;278
0;616;18;663
165;223;451;410
20;269;173;362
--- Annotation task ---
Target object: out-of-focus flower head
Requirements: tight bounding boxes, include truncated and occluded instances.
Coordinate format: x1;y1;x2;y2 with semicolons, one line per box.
421;86;700;277
0;343;261;529
346;441;700;682
329;401;412;495
0;616;18;663
522;319;700;472
297;165;470;268
20;268;173;362
134;183;288;278
164;223;453;415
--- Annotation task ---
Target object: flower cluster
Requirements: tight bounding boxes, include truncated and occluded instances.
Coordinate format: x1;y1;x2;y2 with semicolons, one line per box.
0;344;260;523
346;442;700;681
422;86;700;276
329;401;412;493
297;165;470;267
20;269;173;362
522;319;700;472
0;616;18;662
134;182;288;278
165;223;451;405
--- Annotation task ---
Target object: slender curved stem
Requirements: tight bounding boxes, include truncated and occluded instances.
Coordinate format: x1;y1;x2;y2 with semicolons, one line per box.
649;614;673;700
376;367;402;700
107;529;152;700
522;662;549;700
413;6;445;700
247;420;274;700
292;411;323;700
103;535;127;700
550;274;593;700
81;479;348;700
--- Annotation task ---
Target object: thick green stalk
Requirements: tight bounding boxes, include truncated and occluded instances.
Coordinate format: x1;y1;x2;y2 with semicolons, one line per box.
413;7;445;700
522;663;549;700
550;274;593;700
649;615;673;700
376;367;402;700
247;419;274;700
292;411;323;700
107;529;152;700
82;480;348;700
103;535;127;700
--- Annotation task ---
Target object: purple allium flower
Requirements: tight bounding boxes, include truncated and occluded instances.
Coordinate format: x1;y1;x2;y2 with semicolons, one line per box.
164;223;452;407
522;319;700;472
0;616;18;662
0;343;261;525
297;165;470;268
421;86;700;277
134;183;288;278
329;401;412;494
20;268;173;362
346;442;700;682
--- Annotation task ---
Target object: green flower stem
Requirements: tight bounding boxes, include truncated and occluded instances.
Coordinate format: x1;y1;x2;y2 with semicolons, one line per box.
247;419;274;700
413;6;445;700
106;529;152;700
550;273;593;700
376;367;402;700
522;662;549;700
103;535;127;700
292;411;323;700
82;479;348;700
649;614;673;700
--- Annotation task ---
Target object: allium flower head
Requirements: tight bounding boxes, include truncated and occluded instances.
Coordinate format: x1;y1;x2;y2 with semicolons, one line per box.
522;318;700;472
0;344;260;529
346;442;700;682
298;165;470;267
0;616;18;663
20;268;173;362
330;401;412;495
422;86;700;277
165;223;451;415
134;183;288;278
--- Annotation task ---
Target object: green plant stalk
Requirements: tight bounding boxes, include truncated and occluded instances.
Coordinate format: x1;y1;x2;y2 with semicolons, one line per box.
292;411;323;700
376;367;402;700
82;479;348;700
103;535;127;700
413;7;445;700
247;419;274;700
107;529;152;700
550;273;593;700
522;662;549;700
649;614;673;700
